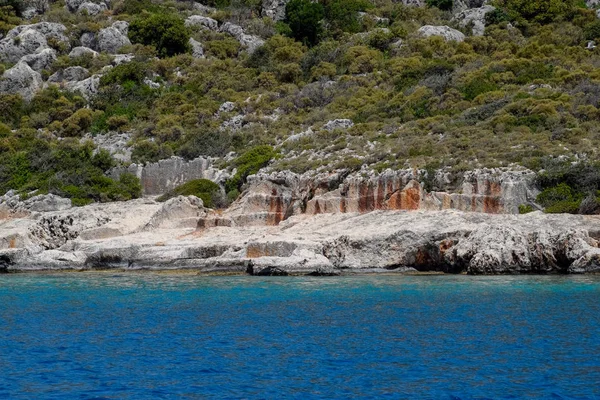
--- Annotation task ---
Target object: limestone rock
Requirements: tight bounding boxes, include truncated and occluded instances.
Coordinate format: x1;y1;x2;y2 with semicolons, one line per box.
110;156;229;196
22;0;49;18
69;46;99;58
221;22;265;54
401;0;425;6
0;22;68;64
218;101;236;114
0;61;43;101
323;119;354;131
77;2;107;15
113;53;134;65
185;15;219;31
23;194;72;212
189;38;204;59
97;22;131;54
455;5;495;36
417;25;466;42
48;66;90;83
20;48;56;72
66;0;110;12
262;0;290;21
65;74;100;100
143;196;206;230
80;32;97;50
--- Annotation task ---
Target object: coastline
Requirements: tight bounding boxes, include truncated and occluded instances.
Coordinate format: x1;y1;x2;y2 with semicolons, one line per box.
2;196;600;275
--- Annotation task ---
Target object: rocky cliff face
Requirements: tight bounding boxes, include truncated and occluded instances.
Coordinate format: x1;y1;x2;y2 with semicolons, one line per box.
111;156;229;195
1;196;599;275
219;167;539;227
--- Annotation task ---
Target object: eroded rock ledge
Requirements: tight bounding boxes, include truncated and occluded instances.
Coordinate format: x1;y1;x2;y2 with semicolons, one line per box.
1;194;599;275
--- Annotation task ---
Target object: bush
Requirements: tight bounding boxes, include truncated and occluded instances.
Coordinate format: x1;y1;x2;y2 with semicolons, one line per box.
518;204;534;214
285;0;325;46
129;13;190;58
157;178;222;208
322;0;371;34
425;0;453;11
503;0;578;24
225;145;277;193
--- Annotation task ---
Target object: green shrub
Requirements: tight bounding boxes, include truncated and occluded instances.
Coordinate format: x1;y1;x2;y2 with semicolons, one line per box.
425;0;453;11
129;13;190;58
323;0;371;34
503;0;578;24
518;204;534;214
131;141;174;164
225;145;277;193
285;0;325;46
157;178;222;208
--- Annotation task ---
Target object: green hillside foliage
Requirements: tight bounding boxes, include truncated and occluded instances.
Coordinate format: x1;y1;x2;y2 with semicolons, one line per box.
157;178;223;207
2;0;600;212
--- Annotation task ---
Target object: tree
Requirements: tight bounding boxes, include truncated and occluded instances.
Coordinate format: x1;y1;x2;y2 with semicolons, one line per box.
129;14;190;58
285;0;325;46
322;0;371;35
425;0;453;11
503;0;577;24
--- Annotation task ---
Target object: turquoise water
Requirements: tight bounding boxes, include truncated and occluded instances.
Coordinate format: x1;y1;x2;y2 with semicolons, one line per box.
0;274;599;399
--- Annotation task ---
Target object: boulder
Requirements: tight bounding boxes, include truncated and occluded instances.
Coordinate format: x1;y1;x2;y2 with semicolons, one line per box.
113;53;134;65
221;22;265;54
189;38;204;59
22;0;50;18
402;0;425;5
69;46;98;58
80;32;97;50
97;22;131;54
417;25;466;42
65;74;100;100
48;66;90;83
23;194;72;212
455;5;495;36
77;2;107;15
217;101;236;114
0;61;43;101
262;0;290;21
66;0;110;12
143;196;206;230
20;47;57;72
185;15;219;31
323;119;354;131
0;22;68;64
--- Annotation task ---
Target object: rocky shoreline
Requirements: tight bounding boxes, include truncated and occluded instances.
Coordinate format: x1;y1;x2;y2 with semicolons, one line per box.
2;192;600;275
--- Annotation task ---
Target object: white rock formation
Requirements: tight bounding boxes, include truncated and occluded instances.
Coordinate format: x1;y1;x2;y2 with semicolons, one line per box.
189;38;204;59
185;15;219;31
0;22;68;63
97;21;131;54
455;5;495;36
262;0;290;21
221;22;265;54
48;66;90;83
69;46;99;58
0;61;43;101
417;25;466;42
323;119;354;131
20;47;56;71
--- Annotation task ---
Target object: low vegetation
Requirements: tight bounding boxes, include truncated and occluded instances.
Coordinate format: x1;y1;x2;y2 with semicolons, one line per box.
1;0;600;214
157;178;223;208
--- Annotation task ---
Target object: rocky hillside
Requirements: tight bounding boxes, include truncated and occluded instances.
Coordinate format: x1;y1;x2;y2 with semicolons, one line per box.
2;0;600;214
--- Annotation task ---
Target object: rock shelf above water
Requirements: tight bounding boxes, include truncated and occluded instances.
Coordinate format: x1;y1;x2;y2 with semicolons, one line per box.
1;193;599;275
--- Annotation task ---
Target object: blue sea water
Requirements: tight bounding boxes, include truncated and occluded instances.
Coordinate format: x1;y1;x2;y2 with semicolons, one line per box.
0;274;599;399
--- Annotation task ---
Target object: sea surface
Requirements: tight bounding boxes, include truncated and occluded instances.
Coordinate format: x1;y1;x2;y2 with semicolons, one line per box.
0;274;599;399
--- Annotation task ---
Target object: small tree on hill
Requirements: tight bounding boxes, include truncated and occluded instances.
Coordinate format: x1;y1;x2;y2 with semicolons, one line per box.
285;0;325;46
129;14;191;58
